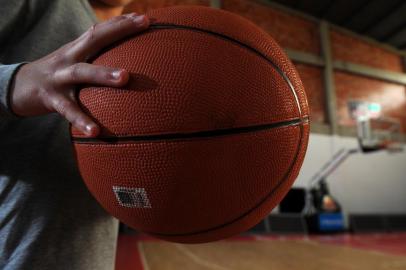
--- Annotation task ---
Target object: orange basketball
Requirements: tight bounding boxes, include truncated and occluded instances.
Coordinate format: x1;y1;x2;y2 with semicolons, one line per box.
71;6;309;243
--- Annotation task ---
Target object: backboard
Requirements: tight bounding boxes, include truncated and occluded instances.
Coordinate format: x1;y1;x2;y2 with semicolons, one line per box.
347;100;403;153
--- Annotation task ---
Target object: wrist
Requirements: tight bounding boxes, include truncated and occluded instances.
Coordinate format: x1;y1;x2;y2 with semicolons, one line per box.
8;62;29;117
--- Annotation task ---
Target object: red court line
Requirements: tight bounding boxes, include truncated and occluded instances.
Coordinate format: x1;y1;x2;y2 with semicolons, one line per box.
115;234;144;270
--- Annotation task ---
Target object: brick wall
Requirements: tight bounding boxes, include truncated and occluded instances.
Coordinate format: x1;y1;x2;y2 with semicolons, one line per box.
124;0;406;134
330;29;406;133
222;0;320;55
331;30;403;72
335;72;406;131
220;0;325;123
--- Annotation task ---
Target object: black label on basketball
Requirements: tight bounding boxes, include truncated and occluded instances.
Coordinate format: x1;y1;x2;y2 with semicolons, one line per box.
113;186;152;208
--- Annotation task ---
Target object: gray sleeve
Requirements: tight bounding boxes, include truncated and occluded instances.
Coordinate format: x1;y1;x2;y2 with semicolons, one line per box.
0;63;26;114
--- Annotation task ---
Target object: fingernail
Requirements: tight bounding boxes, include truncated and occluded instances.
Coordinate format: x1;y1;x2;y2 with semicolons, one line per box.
111;70;122;80
132;15;146;26
125;12;138;18
125;13;147;26
85;124;95;135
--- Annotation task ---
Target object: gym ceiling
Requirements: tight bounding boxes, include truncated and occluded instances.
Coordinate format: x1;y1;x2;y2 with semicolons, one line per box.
271;0;406;50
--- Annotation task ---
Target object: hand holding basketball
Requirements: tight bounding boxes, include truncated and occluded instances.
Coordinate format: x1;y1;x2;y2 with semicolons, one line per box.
9;13;149;136
72;6;310;243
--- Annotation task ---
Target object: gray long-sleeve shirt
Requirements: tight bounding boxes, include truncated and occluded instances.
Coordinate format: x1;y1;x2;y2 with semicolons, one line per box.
0;1;118;269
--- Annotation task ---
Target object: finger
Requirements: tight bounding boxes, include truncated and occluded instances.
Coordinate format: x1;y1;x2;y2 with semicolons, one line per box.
50;95;100;137
68;13;149;61
54;63;129;87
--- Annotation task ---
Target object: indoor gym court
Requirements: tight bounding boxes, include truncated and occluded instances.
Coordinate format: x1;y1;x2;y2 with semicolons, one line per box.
2;0;406;269
113;0;406;269
115;233;406;270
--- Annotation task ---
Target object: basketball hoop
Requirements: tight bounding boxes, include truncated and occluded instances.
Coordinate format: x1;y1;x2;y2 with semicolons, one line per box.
348;100;403;153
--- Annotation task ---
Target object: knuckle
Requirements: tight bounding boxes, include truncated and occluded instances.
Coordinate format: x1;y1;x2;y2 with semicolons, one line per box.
68;64;81;81
116;18;129;28
111;14;134;26
53;98;70;113
105;15;130;29
83;24;98;43
70;113;82;127
48;51;67;66
91;66;109;82
100;68;113;81
112;14;128;22
59;43;77;61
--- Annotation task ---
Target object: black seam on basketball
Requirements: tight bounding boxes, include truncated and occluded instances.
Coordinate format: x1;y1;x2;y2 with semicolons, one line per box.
72;117;308;143
145;122;307;238
75;23;305;143
148;23;302;117
136;25;306;237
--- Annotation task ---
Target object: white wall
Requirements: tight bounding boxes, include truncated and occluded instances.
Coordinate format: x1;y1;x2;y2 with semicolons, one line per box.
294;133;406;214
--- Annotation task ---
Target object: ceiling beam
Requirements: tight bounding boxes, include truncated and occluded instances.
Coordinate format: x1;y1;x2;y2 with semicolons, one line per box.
364;1;406;40
284;49;325;67
333;61;406;85
258;0;406;56
339;0;370;26
359;0;405;34
380;20;406;42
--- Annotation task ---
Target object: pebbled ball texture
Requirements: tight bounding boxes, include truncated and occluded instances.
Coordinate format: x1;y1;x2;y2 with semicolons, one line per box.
71;6;310;243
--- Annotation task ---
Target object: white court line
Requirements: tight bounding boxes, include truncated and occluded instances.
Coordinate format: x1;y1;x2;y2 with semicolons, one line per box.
138;242;151;270
304;238;395;257
175;244;230;270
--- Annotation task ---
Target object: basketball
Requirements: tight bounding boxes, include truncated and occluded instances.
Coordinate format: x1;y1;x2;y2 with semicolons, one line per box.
71;6;309;243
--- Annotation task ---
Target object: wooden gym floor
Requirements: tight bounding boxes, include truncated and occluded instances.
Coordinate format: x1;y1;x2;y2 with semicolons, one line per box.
115;233;406;270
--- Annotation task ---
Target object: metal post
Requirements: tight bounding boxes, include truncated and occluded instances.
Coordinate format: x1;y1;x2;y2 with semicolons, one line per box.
320;20;338;134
